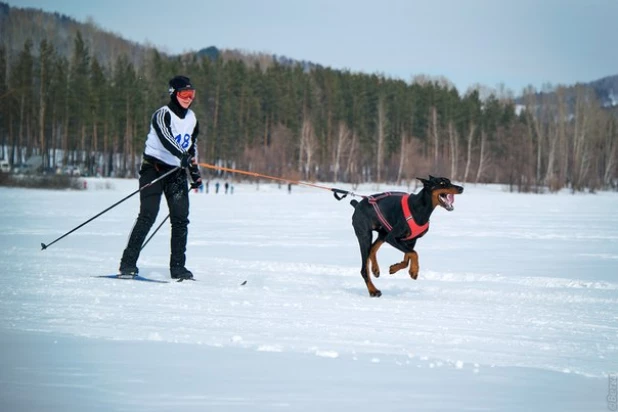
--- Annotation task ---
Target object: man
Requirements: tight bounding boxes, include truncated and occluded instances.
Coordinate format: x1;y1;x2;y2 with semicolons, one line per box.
118;75;202;280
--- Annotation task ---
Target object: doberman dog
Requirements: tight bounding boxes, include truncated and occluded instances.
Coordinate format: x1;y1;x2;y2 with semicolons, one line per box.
350;176;464;297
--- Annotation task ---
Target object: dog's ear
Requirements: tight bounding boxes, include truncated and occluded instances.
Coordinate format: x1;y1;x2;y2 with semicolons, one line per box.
428;174;437;180
417;177;430;186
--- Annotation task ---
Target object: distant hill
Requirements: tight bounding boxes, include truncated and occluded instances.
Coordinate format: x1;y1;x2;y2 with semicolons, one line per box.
0;1;154;69
589;75;618;108
514;73;618;119
0;2;271;72
2;1;617;103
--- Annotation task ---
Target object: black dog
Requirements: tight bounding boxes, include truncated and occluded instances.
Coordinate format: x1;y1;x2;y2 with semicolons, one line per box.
350;176;464;297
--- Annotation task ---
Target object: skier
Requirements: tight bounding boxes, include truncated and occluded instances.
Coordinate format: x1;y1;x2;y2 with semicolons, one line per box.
118;75;202;280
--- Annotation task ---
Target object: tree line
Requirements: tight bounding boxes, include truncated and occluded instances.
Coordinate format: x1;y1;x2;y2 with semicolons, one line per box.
1;31;616;192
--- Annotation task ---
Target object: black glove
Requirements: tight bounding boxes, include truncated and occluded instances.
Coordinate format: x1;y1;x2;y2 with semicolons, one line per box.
180;152;192;168
189;164;202;189
190;179;203;190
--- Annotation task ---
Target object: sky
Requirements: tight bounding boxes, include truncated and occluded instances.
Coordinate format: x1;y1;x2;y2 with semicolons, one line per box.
1;180;617;411
6;0;618;94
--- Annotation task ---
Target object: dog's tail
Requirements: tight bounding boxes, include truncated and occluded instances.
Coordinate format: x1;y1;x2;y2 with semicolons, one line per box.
350;199;359;208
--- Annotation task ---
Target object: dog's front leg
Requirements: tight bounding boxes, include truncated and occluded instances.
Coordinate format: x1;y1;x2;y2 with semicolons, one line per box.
384;229;419;278
389;254;410;275
407;251;420;279
388;251;419;279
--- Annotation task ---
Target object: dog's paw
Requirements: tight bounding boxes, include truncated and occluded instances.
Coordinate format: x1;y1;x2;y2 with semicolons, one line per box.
389;262;406;275
409;263;419;280
369;258;380;278
369;289;382;297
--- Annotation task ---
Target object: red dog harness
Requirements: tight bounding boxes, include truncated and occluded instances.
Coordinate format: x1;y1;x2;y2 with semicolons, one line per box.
368;193;429;241
400;194;429;240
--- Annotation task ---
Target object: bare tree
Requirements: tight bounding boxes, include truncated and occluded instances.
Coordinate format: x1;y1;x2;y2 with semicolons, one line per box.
524;85;549;187
396;128;408;184
431;105;439;169
332;121;351;182
545;87;566;191
448;121;458;179
603;119;617;187
344;131;359;183
402;137;432;183
570;86;595;191
299;109;317;180
376;94;386;182
475;130;490;183
462;121;476;182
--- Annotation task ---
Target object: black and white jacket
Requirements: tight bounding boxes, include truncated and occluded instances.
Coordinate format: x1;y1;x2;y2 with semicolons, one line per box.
143;101;199;167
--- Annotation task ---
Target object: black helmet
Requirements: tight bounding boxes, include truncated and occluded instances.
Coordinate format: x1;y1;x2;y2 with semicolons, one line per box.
168;75;195;95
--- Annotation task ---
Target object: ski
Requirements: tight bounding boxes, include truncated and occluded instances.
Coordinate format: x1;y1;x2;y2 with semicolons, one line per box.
95;274;170;284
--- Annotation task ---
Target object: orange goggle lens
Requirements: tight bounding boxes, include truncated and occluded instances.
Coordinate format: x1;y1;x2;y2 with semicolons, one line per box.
177;89;195;99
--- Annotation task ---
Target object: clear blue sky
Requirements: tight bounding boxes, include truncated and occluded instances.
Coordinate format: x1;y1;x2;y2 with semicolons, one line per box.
6;0;618;94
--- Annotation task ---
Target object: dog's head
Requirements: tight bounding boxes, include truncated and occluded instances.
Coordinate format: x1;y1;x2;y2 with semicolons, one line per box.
417;175;464;211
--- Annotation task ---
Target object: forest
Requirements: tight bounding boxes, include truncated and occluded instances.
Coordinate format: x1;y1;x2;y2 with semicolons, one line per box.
1;4;616;192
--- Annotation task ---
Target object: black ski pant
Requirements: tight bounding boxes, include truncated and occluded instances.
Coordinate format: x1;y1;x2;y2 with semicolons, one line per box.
120;161;189;271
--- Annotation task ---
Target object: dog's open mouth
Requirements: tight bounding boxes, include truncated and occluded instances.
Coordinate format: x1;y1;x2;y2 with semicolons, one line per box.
439;193;455;211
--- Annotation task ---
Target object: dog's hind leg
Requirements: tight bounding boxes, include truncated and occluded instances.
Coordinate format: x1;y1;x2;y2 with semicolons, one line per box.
369;238;384;278
352;215;382;297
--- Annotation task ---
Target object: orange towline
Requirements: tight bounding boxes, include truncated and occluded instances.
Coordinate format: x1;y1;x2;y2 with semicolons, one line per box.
197;162;357;200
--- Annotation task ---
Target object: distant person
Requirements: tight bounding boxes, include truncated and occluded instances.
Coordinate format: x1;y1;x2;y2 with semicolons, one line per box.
118;75;202;281
224;181;229;194
215;182;220;194
288;182;292;194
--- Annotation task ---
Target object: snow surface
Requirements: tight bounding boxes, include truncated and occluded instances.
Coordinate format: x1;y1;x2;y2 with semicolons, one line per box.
1;178;617;411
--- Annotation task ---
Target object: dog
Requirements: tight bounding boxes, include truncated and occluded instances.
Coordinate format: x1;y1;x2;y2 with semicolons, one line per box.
350;176;463;297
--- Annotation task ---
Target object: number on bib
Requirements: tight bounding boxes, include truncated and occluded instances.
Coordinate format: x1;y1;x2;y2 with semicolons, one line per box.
175;133;191;149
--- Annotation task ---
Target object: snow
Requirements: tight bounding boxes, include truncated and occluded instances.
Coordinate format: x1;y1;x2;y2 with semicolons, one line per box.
1;178;617;411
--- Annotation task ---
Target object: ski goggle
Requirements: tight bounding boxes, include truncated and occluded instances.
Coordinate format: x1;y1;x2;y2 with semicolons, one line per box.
177;89;196;99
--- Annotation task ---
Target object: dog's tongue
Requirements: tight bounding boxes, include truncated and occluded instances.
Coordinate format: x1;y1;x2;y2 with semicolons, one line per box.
448;194;455;204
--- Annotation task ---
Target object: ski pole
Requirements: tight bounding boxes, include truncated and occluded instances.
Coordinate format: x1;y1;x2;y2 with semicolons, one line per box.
140;214;169;251
41;166;180;250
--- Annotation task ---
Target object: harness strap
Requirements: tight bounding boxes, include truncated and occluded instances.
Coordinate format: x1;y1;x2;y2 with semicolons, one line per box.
368;192;396;231
401;194;429;240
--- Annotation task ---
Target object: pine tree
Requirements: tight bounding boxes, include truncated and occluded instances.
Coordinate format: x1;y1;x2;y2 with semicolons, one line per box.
11;39;34;164
68;31;91;167
38;39;55;169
